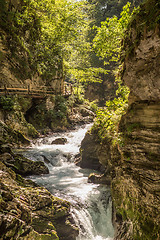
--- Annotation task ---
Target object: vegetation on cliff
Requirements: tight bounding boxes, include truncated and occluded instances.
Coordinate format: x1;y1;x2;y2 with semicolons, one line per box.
1;0;160;239
0;0;104;138
91;0;160;239
92;3;132;143
0;0;108;89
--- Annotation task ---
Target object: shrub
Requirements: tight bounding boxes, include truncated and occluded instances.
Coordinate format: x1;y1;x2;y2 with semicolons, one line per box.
0;96;14;111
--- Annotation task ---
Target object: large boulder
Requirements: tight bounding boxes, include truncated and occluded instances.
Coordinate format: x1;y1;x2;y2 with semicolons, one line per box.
51;137;67;145
0;121;31;146
0;161;79;240
88;173;111;185
79;131;103;171
0;152;49;176
79;129;119;181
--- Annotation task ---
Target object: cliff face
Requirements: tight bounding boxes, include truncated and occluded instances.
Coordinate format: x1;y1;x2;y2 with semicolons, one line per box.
0;0;63;91
112;1;160;239
80;1;160;239
84;71;117;106
0;0;66;139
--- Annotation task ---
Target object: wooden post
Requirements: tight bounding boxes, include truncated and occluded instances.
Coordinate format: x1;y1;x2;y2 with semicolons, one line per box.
28;84;31;94
4;84;7;96
70;84;73;95
65;85;67;96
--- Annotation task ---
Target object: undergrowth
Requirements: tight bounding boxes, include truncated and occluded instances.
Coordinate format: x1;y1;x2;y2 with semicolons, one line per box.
92;76;129;145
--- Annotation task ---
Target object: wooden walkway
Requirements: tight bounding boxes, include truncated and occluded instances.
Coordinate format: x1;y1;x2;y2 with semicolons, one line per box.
0;84;72;98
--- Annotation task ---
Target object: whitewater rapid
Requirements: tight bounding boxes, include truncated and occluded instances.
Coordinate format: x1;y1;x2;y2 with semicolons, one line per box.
22;124;114;240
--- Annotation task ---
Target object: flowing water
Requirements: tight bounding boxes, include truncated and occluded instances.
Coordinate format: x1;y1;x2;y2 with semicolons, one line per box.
22;124;114;240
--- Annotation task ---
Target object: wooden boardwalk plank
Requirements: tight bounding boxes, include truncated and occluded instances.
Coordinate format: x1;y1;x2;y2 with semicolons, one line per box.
0;86;71;98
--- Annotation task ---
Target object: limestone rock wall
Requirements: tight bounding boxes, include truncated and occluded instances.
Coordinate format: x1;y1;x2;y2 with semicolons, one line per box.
122;32;160;103
111;1;160;239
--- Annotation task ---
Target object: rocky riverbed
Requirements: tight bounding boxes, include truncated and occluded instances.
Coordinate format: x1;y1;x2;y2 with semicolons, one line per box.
0;143;79;240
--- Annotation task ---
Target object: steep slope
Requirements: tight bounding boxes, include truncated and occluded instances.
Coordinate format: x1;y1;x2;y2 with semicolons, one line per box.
0;0;63;90
112;0;160;239
0;0;65;138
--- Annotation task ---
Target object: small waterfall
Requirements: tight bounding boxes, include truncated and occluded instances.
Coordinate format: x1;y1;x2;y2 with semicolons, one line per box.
21;124;114;240
72;186;114;240
72;207;96;239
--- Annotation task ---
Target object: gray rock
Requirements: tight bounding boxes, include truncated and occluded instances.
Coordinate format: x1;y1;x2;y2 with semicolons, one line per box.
79;131;103;171
0;153;49;176
0;161;79;240
88;173;111;185
51;137;67;145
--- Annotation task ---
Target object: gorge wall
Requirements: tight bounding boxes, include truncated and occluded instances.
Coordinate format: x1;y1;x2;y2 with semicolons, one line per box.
80;0;160;239
107;1;160;238
112;1;160;239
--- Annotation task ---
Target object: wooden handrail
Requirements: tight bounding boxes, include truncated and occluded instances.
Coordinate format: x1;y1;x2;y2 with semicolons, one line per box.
0;83;72;98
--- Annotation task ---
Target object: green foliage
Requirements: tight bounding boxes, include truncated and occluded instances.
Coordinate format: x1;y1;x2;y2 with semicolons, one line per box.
27;123;39;138
0;96;14;111
88;100;98;113
93;79;129;143
84;0;143;98
34;0;92;80
74;85;86;104
1;0;98;84
54;95;68;119
62;0;108;85
1;0;132;94
93;3;134;63
87;0;143;26
91;3;134;143
68;67;108;84
46;95;68;125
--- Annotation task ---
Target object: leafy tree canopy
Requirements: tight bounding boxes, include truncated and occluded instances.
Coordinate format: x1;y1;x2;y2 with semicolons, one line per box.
91;3;136;142
1;0;104;84
0;0;142;92
87;0;143;26
93;3;134;63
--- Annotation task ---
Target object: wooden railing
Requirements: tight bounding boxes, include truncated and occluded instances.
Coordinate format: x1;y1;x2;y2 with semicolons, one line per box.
0;83;73;98
63;83;73;96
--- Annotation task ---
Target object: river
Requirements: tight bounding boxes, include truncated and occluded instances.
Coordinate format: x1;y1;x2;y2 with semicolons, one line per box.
22;124;114;240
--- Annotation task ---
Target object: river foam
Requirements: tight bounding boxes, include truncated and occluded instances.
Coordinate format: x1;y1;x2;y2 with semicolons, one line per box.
22;124;114;240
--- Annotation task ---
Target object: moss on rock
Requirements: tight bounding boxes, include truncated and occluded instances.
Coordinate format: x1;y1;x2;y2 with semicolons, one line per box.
0;160;78;240
0;151;49;176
